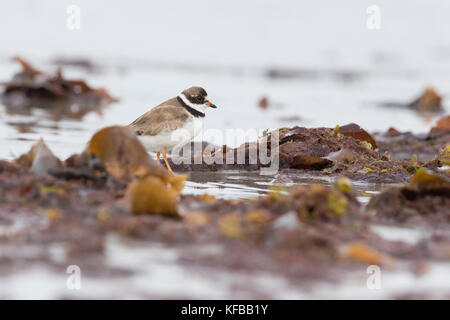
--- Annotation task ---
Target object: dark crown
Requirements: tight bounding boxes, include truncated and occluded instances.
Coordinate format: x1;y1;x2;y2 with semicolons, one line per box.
182;86;207;104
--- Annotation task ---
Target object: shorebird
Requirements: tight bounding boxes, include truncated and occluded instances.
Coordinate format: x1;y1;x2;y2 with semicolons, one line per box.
129;86;217;173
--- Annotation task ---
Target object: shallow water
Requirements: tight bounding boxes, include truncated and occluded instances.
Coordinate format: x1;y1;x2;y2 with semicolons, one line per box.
0;55;446;201
1;57;449;161
1;1;450;161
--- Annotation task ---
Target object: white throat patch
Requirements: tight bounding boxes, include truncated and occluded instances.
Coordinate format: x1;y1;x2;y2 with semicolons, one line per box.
178;93;208;114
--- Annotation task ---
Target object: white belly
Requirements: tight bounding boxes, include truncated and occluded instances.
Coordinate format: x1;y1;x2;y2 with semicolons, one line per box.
138;116;203;152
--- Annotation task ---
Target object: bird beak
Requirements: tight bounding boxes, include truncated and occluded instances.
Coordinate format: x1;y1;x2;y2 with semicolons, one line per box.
205;101;217;108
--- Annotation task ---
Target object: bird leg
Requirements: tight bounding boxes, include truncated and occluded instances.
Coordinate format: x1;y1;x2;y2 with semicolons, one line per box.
156;152;161;163
162;148;173;174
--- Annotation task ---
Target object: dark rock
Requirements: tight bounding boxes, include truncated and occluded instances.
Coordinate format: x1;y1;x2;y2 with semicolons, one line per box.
291;154;333;170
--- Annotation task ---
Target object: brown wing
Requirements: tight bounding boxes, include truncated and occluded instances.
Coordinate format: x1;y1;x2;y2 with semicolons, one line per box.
129;98;189;136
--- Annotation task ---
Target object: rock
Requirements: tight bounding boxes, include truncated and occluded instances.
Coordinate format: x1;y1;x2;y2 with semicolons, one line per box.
436;145;450;166
325;148;356;164
1;57;116;120
429;115;450;138
377;126;449;163
30;141;60;175
338;123;378;149
408;87;443;112
263;184;360;223
385;127;402;137
367;168;450;222
87;126;186;216
126;176;181;216
291;154;333;170
16;139;61;175
258;96;269;109
86;125;167;180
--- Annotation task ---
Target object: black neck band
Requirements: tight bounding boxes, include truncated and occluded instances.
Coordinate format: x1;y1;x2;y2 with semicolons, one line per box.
177;96;205;118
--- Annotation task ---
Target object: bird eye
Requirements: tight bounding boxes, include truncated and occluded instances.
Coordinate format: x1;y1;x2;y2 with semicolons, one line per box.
190;95;203;103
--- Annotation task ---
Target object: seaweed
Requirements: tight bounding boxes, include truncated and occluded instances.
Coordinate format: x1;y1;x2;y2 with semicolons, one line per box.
0;57;116;120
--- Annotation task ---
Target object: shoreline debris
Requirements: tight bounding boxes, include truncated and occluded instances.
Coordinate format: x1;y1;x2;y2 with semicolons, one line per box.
1;57;116;120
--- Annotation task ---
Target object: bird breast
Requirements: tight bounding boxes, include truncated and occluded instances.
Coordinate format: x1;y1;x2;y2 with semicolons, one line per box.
138;115;203;152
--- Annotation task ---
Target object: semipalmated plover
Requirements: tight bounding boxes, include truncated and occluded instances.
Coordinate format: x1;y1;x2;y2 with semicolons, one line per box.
129;86;217;173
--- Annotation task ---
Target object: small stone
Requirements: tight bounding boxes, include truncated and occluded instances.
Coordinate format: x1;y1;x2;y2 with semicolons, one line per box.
386;127;402;137
258;96;269;109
